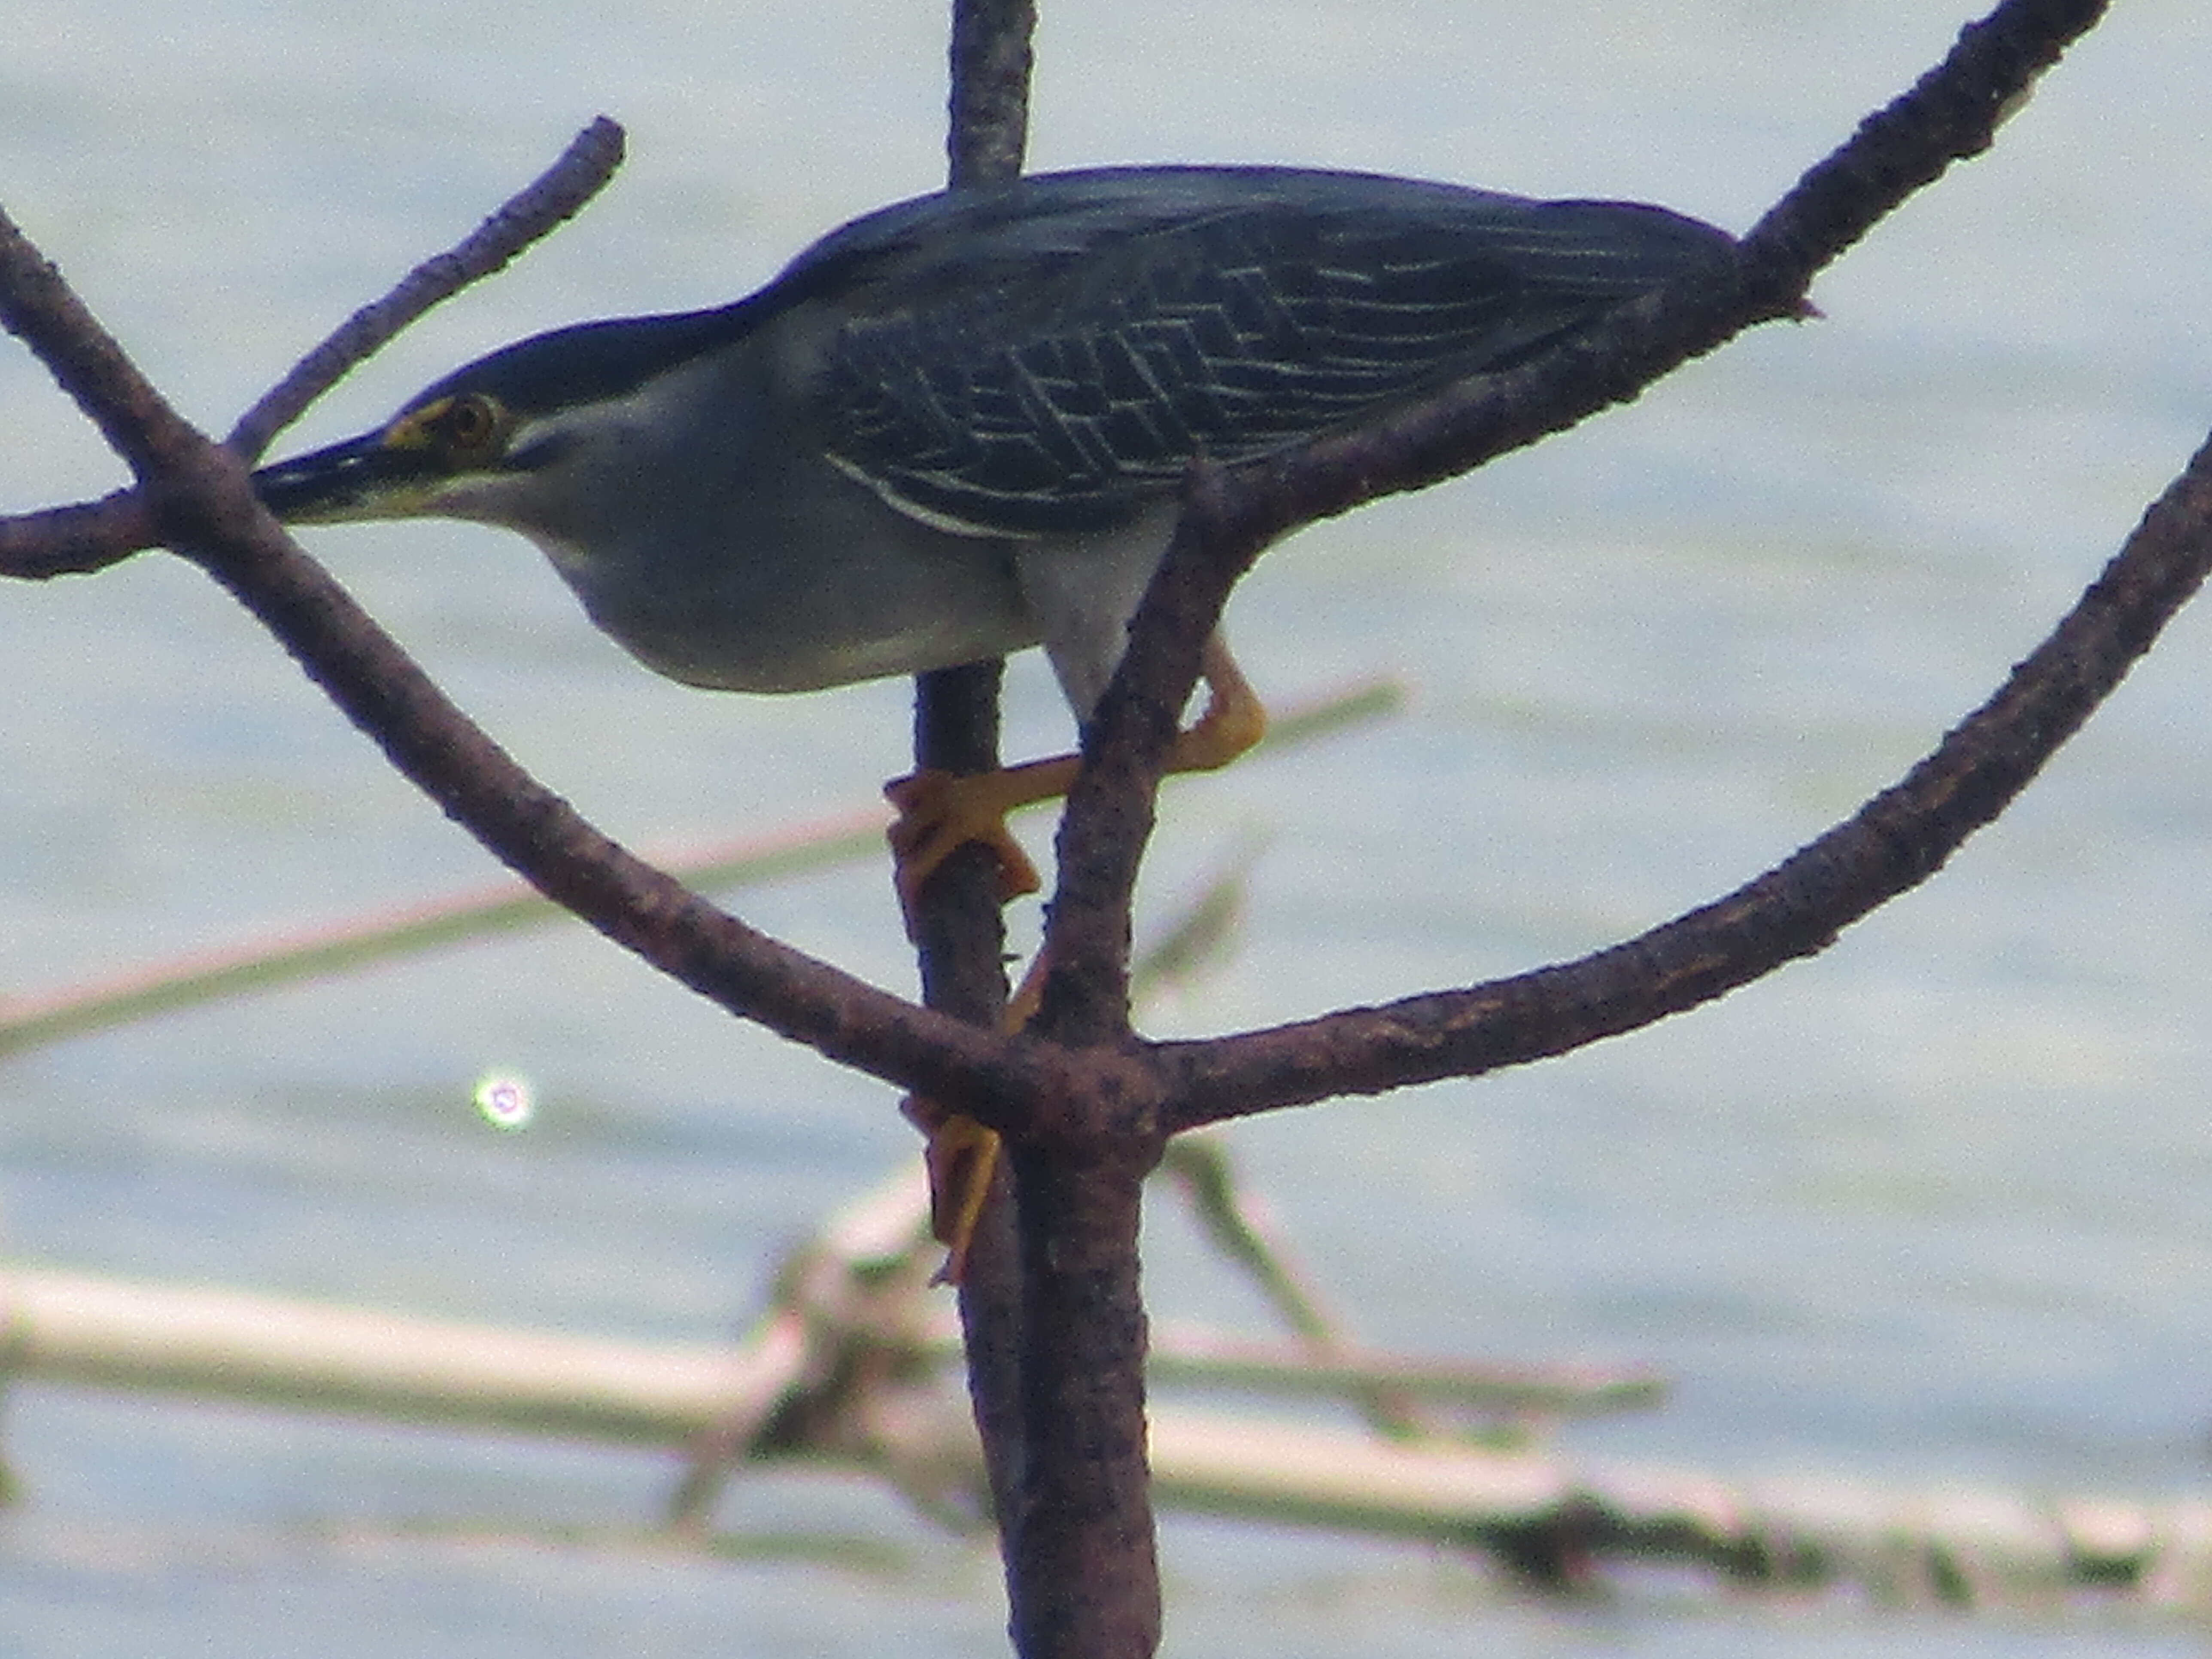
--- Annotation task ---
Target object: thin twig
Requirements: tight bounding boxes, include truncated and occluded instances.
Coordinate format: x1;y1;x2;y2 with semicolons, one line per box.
228;116;626;460
0;488;155;579
934;3;1073;1649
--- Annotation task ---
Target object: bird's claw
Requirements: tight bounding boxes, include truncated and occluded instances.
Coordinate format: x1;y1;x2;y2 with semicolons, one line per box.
885;768;1043;920
902;1097;1003;1286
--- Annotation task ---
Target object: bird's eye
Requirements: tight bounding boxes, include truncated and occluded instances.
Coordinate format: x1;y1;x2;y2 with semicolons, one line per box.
434;393;506;458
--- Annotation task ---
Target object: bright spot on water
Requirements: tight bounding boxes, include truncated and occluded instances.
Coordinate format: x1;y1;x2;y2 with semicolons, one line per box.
474;1071;535;1131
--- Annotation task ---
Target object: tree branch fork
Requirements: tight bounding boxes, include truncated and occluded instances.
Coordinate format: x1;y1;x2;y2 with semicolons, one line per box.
3;0;2191;1182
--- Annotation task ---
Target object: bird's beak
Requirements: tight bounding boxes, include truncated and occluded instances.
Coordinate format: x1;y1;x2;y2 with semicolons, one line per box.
252;428;444;526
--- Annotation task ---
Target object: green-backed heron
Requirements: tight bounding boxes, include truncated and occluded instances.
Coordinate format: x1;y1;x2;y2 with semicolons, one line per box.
255;165;1735;899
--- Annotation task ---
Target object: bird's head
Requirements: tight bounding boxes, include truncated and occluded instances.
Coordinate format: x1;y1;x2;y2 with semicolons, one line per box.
252;306;759;530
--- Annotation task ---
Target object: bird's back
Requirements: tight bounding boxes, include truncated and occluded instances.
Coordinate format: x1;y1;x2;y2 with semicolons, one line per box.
773;166;1735;536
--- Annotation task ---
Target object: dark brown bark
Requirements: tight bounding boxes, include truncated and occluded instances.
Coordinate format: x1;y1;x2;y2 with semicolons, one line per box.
930;5;1065;1653
1009;1144;1161;1658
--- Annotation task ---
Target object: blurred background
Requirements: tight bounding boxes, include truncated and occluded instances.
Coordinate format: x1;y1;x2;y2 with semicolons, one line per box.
5;1;2212;1653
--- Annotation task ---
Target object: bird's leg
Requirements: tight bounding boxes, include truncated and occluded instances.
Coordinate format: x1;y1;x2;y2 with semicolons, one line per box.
896;639;1267;1278
1169;633;1271;771
902;949;1051;1284
885;635;1269;920
885;764;1060;911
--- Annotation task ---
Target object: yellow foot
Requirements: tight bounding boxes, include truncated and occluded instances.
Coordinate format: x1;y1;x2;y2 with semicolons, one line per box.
883;634;1269;922
885;764;1067;918
902;1100;1003;1286
903;952;1051;1285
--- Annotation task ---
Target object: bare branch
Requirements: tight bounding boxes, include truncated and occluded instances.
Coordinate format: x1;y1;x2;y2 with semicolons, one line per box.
0;487;154;579
228;116;626;460
947;0;1036;189
1045;0;2114;1106
1156;422;2212;1129
937;10;1170;1659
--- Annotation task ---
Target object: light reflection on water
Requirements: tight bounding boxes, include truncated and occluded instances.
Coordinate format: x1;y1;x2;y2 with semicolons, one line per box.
4;2;2212;1653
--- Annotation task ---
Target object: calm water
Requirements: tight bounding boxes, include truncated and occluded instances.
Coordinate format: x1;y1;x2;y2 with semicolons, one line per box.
6;2;2212;1653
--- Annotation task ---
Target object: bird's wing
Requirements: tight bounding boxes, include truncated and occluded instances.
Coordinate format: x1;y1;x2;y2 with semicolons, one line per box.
804;170;1732;537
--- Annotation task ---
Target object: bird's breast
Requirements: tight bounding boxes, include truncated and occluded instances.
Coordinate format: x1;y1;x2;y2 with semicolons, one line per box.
523;459;1044;695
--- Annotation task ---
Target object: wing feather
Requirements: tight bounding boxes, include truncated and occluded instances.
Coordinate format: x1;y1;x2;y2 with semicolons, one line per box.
802;169;1731;535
